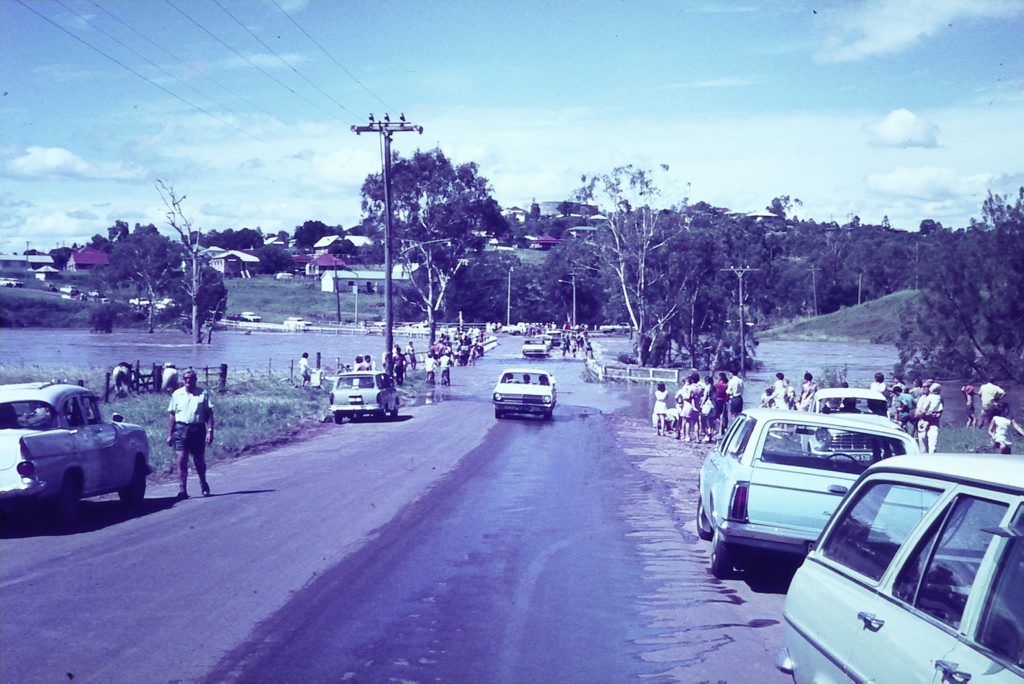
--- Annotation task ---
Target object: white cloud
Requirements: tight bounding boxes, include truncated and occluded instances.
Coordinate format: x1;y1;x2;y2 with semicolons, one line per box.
818;0;1023;63
6;147;147;181
864;109;938;147
865;166;992;200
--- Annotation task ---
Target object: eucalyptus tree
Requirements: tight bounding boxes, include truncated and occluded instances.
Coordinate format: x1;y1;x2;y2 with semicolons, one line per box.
360;148;507;342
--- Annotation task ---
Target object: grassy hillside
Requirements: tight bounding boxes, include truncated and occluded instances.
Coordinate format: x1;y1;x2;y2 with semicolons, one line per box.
224;276;385;324
761;290;921;344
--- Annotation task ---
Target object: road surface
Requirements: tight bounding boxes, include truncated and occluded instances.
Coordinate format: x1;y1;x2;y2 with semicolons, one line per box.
1;350;792;682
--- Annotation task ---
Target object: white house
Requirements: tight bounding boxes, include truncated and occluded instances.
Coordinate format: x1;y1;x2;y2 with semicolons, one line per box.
209;249;260;278
313;235;342;254
319;264;418;294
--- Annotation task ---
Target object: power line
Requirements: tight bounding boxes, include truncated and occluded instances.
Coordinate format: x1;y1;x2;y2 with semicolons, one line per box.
268;0;397;114
210;0;361;123
14;0;284;152
86;0;284;124
164;0;350;126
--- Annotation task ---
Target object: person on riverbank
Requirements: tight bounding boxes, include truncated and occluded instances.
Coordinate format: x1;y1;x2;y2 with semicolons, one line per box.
868;372;889;416
167;368;214;499
299;352;311;389
917;382;944;453
891;385;914;432
392;345;406;385
726;371;744;417
978;377;1005;429
988;402;1014;454
799;372;817;411
406;342;417;371
439;349;452;386
713;372;729;435
676;376;696;442
961;383;977;428
425;353;437;385
652;382;669;436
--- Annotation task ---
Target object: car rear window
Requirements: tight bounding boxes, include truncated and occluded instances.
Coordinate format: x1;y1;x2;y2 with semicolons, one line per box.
336;376;376;389
759;422;908;474
0;401;58;430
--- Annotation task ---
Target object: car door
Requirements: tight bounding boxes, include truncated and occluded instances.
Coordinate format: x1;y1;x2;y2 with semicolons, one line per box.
79;394;129;490
52;394;103;492
939;503;1024;683
701;414;755;527
784;477;944;682
844;488;1013;683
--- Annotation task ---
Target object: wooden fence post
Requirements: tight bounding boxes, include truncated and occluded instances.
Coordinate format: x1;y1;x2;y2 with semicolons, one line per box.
219;364;228;393
153;363;162;392
316;352;321;369
104;371;111;403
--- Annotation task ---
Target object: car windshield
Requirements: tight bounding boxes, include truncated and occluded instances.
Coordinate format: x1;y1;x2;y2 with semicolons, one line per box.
501;373;550;386
0;400;58;430
337;376;376;389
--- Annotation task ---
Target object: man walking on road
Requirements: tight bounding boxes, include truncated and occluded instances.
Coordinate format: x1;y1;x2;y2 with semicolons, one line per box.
167;368;215;499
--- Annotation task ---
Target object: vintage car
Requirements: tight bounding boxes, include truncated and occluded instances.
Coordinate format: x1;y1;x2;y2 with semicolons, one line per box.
0;382;151;525
283;316;312;330
811;387;889;417
521;337;550;358
697;408;918;578
238;311;262;322
328;371;400;422
492;368;557;419
777;453;1024;683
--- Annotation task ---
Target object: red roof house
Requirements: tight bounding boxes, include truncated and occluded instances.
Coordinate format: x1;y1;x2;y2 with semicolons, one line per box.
66;246;110;271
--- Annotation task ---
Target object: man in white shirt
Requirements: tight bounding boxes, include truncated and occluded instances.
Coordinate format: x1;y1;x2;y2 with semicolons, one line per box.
978;377;1005;428
726;372;744;417
167;368;214;499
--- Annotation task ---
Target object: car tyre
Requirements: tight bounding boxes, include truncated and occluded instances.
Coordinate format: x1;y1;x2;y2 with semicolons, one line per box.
333;410;345;424
389;402;399;419
53;471;83;528
710;528;737;579
696;498;714;541
118;455;147;506
544;409;553;420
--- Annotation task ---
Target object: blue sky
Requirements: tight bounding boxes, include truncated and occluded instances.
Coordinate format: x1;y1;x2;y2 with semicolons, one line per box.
1;0;1022;251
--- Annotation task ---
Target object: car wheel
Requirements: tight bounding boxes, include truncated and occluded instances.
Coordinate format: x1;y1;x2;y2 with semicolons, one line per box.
53;471;83;528
333;411;345;424
710;528;737;579
696;498;713;541
118;455;147;506
544;409;553;420
495;407;504;419
389;403;399;419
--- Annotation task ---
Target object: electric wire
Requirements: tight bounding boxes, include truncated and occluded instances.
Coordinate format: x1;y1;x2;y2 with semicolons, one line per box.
268;0;397;115
14;0;288;154
210;0;361;123
164;0;350;126
86;0;284;125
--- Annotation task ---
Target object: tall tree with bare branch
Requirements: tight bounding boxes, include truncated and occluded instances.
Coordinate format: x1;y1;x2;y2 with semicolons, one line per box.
157;181;206;344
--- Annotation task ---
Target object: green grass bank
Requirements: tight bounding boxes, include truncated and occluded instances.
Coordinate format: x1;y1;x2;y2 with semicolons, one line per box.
761;290;921;345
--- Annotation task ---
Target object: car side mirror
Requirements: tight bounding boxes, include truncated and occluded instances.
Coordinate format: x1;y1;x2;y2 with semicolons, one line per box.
111;413;124;423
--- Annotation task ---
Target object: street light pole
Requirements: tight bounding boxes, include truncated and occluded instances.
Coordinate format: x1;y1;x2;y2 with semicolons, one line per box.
722;266;758;378
506;266;514;327
352;114;422;358
558;275;577;327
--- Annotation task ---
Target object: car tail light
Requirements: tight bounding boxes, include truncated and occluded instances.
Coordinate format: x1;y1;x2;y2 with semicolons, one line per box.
17;438;35;478
728;482;749;522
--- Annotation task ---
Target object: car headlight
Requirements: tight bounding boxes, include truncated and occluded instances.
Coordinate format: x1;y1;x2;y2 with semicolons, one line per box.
543;395;552;404
493;392;502;401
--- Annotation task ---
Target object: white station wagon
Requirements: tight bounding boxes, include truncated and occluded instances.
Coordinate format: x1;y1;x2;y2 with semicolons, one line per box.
0;383;151;525
492;368;556;420
697;408;918;578
777;454;1024;683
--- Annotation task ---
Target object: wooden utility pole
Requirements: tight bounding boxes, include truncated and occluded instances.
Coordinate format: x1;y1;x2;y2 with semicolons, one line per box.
809;265;821;316
352;114;422;356
722;266;758;377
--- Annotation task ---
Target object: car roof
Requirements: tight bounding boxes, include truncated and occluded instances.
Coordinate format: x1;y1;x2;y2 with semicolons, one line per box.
867;453;1024;491
739;408;908;435
815;388;887;401
499;367;553;376
0;382;92;404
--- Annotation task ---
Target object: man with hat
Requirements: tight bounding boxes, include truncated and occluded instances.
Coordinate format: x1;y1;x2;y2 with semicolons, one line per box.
918;382;944;453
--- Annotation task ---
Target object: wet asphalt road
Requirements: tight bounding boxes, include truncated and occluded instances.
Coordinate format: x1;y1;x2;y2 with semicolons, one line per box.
2;350;792;682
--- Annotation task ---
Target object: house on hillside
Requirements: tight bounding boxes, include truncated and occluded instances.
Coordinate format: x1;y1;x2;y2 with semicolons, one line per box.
528;235;565;250
306;253;347;277
263;235;287;248
291;254;312;274
503;206;527;224
0;253;55;270
313;235;342;255
319;264;418;294
209;249;260;278
66;247;109;271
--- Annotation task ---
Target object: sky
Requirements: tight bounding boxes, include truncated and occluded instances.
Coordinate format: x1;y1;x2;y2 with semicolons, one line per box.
1;0;1022;252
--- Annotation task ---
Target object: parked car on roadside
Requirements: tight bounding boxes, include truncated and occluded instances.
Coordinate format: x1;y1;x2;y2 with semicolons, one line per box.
238;311;262;322
811;387;889;416
0;382;151;525
777;453;1024;683
697;408;918;578
492;368;557;420
521;337;550;358
328;371;399;422
283;316;312;330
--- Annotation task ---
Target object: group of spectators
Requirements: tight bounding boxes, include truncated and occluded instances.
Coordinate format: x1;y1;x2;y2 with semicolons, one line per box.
652;371;745;443
556;327;594;359
962;378;1022;454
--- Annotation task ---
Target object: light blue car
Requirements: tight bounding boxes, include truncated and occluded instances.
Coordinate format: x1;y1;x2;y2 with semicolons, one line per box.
697;408;918;578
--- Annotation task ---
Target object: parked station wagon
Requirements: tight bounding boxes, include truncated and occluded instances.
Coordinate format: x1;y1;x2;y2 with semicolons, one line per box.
521;337;550;358
328;371;400;422
777;454;1024;683
0;382;151;525
697;408;918;578
492;368;557;420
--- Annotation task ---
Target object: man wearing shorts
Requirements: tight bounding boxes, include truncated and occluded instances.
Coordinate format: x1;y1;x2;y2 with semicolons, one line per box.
726;371;744;418
167;368;214;499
